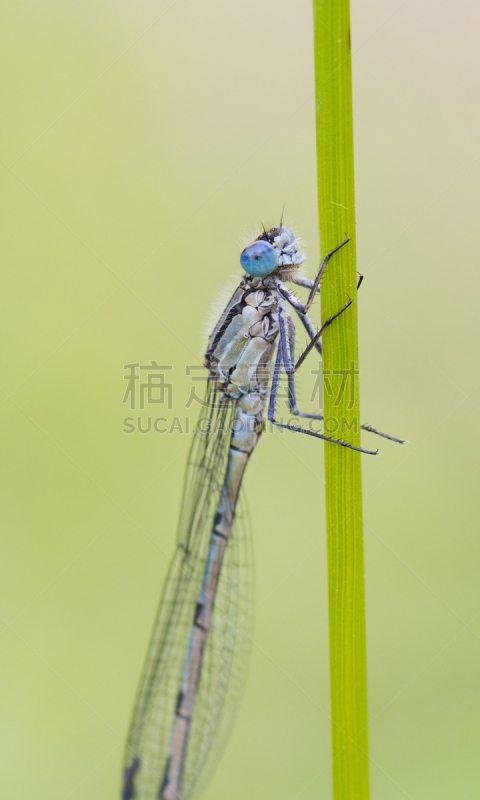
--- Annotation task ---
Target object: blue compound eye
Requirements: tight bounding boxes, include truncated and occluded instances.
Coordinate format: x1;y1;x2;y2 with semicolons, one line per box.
240;240;278;278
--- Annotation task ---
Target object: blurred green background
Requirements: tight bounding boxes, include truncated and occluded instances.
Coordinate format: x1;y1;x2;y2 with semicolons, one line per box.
1;0;480;798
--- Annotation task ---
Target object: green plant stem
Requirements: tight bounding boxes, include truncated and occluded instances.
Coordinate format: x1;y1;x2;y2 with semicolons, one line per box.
312;2;370;799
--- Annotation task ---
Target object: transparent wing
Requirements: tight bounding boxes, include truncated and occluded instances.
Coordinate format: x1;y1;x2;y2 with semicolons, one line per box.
182;491;253;799
122;381;253;800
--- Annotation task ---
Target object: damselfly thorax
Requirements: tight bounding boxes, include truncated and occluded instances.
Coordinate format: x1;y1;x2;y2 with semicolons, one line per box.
206;225;303;398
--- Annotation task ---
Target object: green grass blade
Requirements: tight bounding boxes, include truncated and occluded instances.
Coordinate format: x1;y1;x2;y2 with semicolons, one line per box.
312;2;370;799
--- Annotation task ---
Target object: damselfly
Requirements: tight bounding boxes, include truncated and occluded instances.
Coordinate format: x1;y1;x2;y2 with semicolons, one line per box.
121;224;403;800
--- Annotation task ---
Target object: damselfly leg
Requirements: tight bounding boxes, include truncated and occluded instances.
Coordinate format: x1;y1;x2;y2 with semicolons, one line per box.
291;297;352;373
285;307;406;445
267;302;379;455
293;309;323;355
280;245;405;445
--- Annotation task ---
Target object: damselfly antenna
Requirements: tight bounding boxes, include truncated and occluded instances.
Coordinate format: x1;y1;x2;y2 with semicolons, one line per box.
279;203;286;228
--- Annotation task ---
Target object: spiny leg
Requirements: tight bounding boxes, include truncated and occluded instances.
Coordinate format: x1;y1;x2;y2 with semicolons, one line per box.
292;275;321;291
359;424;406;445
289;270;405;444
292;266;362;354
293;297;352;374
287;371;324;422
267;326;284;423
288;372;405;444
294;268;362;294
283;312;325;422
293;307;322;356
267;315;378;455
293;267;363;355
304;236;350;312
275;236;351;317
282;312;406;446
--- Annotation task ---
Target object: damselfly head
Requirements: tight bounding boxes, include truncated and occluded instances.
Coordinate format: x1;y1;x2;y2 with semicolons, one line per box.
240;225;304;278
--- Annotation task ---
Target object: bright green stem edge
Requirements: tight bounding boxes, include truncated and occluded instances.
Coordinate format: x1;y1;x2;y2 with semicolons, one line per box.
312;2;370;799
